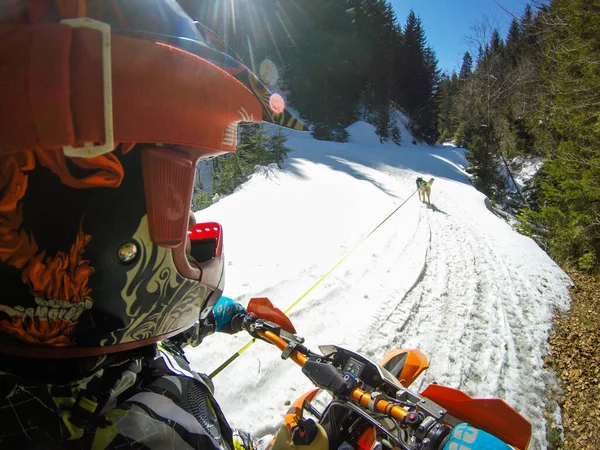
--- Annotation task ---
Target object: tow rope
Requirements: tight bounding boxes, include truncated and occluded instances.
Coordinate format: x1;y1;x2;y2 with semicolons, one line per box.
209;188;419;378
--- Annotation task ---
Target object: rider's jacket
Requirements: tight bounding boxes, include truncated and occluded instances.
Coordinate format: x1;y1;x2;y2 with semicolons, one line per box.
0;343;234;449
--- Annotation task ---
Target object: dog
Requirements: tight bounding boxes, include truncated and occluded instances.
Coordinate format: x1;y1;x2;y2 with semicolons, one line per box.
416;177;434;205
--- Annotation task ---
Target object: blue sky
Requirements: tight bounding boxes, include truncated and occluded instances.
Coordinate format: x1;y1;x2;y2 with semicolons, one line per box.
390;0;531;74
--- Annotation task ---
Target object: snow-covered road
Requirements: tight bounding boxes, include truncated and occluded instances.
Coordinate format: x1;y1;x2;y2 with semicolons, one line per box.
190;121;571;449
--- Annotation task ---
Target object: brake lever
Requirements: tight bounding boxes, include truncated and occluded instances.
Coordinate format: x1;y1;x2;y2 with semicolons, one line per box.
253;318;282;334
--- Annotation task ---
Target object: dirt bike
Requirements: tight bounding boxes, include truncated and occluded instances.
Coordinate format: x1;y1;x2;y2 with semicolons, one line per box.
237;298;532;450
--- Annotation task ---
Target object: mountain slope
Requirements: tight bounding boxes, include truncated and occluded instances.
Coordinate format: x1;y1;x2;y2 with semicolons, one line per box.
190;121;571;448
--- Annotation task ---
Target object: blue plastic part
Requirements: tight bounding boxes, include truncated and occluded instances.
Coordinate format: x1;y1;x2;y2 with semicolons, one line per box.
443;423;512;450
213;296;246;332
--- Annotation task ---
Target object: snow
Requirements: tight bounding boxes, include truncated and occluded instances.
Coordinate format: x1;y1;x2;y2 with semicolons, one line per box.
511;156;544;190
189;121;571;449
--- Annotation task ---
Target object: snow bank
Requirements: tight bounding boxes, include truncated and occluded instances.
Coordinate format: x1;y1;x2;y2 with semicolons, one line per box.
346;121;383;146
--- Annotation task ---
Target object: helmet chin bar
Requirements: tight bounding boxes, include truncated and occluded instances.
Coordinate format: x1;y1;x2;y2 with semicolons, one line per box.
141;146;226;286
142;147;196;249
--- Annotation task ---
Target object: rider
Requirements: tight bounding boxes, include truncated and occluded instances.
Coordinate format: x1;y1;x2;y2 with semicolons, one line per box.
0;1;304;447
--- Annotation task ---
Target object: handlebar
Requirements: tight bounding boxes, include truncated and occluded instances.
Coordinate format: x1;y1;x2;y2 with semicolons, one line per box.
257;330;408;422
258;330;308;366
350;388;408;421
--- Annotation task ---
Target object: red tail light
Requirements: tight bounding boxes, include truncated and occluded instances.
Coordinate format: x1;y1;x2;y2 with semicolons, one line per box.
188;222;223;257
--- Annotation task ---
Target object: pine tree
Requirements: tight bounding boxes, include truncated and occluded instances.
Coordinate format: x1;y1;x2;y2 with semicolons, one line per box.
464;122;503;198
505;19;522;66
521;4;534;34
210;124;292;197
398;10;440;144
459;52;473;80
348;0;400;140
282;0;361;140
520;4;539;52
490;29;504;54
437;72;461;141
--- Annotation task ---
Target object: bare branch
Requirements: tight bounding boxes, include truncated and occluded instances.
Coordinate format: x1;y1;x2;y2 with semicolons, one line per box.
492;0;519;20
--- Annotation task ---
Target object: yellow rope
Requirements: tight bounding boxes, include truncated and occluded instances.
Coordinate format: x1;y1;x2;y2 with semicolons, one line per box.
209;189;418;379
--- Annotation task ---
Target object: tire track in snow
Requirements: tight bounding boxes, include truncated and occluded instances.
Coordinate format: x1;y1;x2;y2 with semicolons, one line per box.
359;202;480;384
287;198;429;350
470;236;560;448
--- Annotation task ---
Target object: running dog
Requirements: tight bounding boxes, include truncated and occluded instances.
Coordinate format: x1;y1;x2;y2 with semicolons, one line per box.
416;177;434;205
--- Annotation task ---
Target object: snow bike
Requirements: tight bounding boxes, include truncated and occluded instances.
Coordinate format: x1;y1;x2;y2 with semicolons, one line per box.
238;298;532;450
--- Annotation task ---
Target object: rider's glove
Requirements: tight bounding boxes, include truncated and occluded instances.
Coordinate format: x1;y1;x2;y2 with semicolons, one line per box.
212;296;246;334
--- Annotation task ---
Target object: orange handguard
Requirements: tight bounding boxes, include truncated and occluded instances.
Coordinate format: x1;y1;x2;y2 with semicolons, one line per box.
258;330;408;421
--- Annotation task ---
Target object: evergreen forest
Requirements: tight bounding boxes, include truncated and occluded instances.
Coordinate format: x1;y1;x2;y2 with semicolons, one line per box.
183;0;600;272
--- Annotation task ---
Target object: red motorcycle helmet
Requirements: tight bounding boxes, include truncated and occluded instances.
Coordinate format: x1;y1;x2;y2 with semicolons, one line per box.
0;0;304;358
